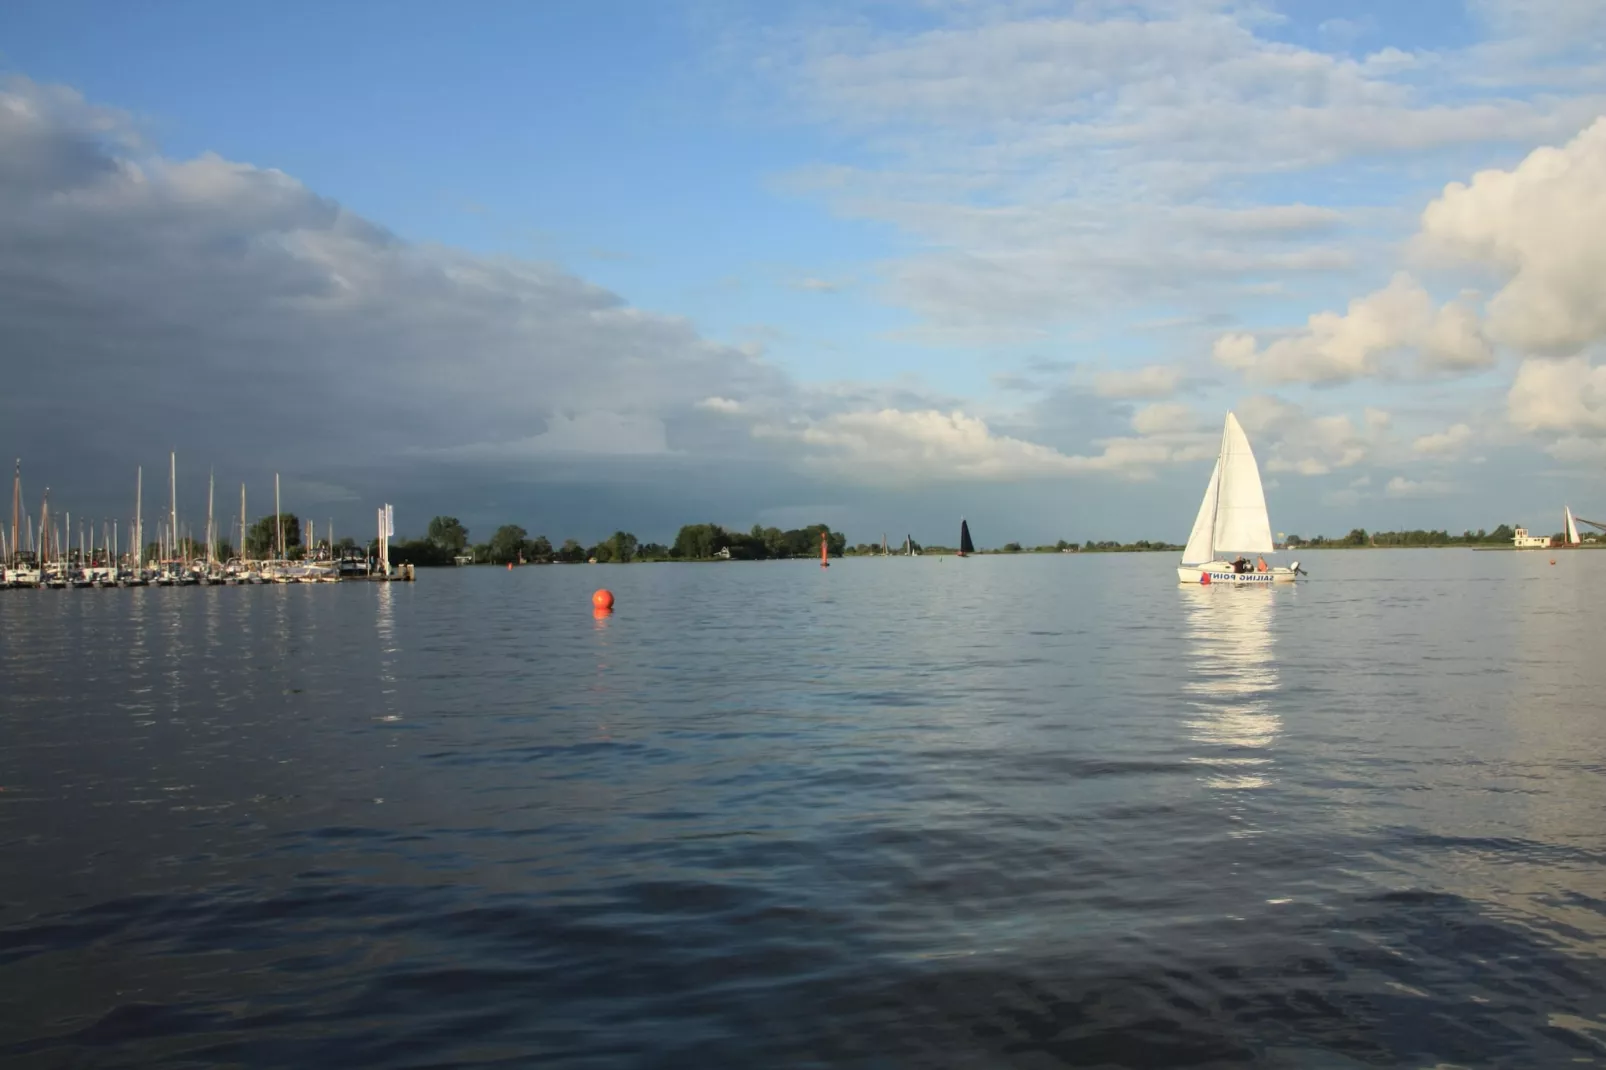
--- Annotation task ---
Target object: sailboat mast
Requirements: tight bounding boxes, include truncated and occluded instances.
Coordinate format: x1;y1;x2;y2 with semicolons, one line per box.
134;466;142;567
275;473;282;560
169;452;178;564
9;459;18;568
240;483;246;562
1207;418;1230;562
206;470;215;566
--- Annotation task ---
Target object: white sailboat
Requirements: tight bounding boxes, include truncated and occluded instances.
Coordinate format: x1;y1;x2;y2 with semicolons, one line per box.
1178;412;1302;585
1564;506;1581;547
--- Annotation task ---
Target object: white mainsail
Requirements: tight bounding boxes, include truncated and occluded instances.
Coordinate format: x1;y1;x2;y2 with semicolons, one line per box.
1565;506;1581;545
1181;413;1275;565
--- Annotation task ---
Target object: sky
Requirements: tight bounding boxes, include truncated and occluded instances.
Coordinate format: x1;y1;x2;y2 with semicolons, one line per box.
2;0;1605;549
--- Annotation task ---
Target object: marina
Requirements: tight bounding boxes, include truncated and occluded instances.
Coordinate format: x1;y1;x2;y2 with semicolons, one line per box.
1;456;413;589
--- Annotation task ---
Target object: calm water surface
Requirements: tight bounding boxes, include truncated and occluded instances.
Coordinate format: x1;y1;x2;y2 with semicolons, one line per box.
3;551;1605;1067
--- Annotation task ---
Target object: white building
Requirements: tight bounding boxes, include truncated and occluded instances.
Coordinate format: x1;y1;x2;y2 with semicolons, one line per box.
1512;527;1551;549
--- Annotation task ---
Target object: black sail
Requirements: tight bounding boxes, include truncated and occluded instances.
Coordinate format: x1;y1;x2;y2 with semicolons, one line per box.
959;519;975;554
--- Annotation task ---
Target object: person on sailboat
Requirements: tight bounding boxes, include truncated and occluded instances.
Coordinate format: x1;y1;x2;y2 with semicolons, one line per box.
1232;555;1250;573
1256;556;1268;572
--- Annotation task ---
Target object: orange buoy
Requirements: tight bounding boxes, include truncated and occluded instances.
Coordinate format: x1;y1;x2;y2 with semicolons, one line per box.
1550;559;1556;565
592;589;614;610
507;562;513;570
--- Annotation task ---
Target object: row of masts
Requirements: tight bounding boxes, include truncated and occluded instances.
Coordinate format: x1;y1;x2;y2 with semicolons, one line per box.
4;454;354;571
879;533;916;556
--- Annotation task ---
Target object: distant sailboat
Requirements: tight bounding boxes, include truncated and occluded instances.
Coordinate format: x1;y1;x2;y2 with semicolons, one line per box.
958;518;975;558
1564;506;1581;546
1177;413;1302;585
904;533;913;557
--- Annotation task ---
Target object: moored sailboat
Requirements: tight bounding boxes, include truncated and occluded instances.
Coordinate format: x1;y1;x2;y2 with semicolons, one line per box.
1177;413;1302;585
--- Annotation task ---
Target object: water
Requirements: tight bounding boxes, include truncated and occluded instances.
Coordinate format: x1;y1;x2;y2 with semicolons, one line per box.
3;551;1605;1068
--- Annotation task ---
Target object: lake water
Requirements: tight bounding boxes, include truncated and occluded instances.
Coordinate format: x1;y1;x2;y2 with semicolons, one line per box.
3;551;1605;1068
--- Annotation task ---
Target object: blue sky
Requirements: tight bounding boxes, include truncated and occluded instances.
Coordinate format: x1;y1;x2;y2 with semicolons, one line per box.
2;1;1605;546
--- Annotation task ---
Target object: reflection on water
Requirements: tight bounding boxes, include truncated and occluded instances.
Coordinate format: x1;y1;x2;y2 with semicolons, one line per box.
1180;585;1281;790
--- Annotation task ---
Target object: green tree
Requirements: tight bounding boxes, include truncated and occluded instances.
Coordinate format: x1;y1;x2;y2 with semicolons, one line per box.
525;535;553;562
673;523;729;559
488;524;528;564
427;516;469;553
556;538;586;563
245;513;301;558
1344;528;1369;546
1002;541;1022;553
600;531;637;563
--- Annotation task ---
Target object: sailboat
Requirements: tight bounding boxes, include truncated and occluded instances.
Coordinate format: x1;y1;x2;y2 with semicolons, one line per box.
1178;413;1302;585
957;518;975;558
1563;506;1582;547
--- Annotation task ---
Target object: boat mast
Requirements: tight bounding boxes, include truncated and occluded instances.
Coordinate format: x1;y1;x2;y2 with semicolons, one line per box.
275;473;282;560
168;452;178;564
240;483;246;562
134;466;142;568
9;459;18;568
205;469;214;566
1207;417;1230;563
39;490;50;566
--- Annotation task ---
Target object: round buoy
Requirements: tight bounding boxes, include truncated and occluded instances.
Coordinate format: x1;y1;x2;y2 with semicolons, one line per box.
592;589;614;610
1550;559;1556;565
507;562;513;570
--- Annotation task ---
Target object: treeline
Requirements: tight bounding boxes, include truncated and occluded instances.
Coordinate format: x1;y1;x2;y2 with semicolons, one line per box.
1287;526;1521;547
383;517;849;566
846;539;1179;554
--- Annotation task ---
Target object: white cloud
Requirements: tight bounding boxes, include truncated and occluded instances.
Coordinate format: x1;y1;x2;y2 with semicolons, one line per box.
1419;117;1606;355
789;276;852;292
1213;273;1492;384
1093;363;1184;398
1130;402;1202;435
1386;476;1456;497
1507;356;1606;435
696;396;745;414
1412;423;1474;456
1234;394;1391;476
738;4;1606;329
750;405;1213;483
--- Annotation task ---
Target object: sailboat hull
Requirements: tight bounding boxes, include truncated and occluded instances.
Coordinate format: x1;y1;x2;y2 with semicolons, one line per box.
1177;563;1298;585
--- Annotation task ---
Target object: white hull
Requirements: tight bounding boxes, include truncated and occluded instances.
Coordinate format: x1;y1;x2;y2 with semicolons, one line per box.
1178;563;1298;585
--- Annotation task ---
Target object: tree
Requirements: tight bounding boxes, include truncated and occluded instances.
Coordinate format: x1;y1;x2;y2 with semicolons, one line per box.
673;523;729;560
525;535;553;562
1002;541;1022;553
245;513;301;558
488;524;528;564
557;538;586;563
1344;528;1369;546
427;516;469;553
603;531;638;563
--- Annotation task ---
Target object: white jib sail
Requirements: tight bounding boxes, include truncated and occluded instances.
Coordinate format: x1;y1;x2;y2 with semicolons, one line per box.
1182;412;1275;566
1565;506;1581;545
1181;459;1220;565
